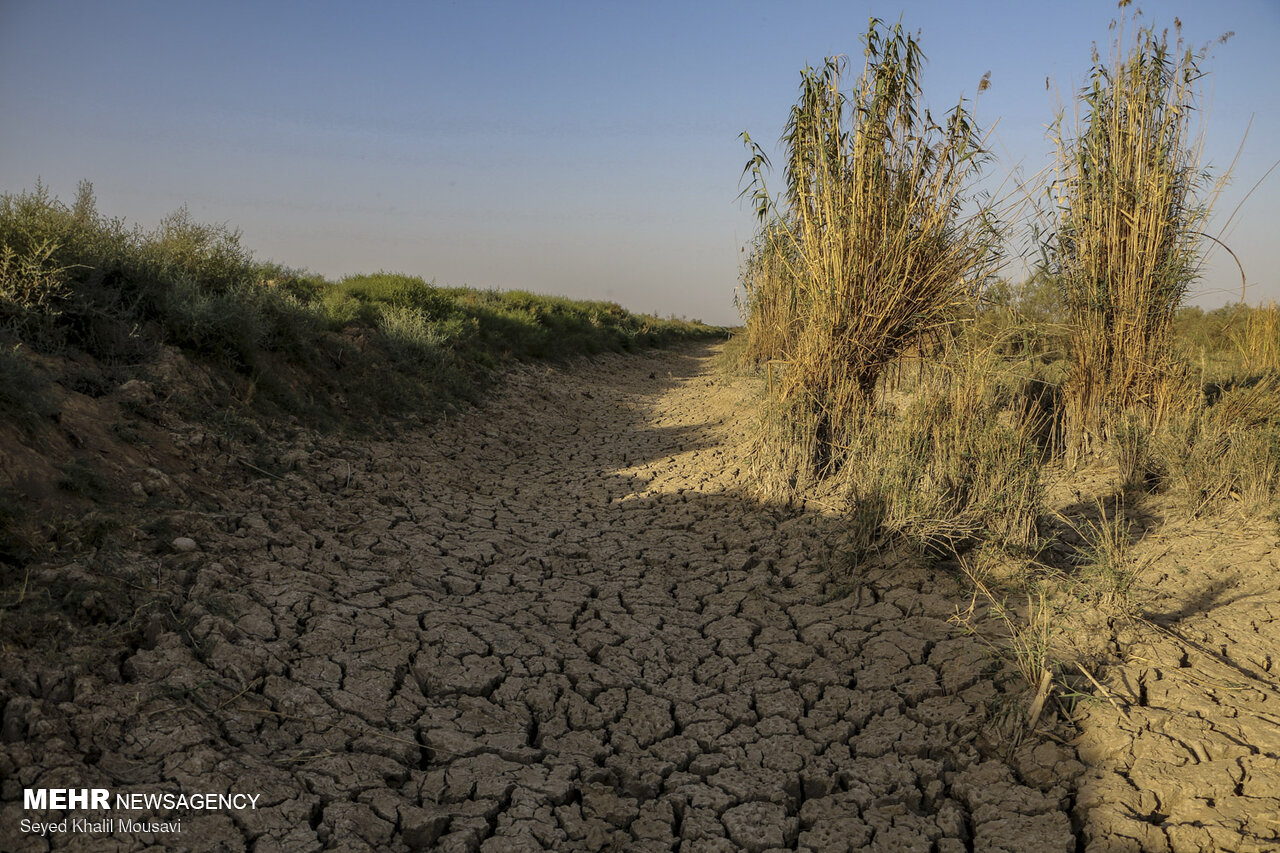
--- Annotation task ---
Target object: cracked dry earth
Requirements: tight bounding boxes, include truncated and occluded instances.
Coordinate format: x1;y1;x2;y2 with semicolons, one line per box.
8;343;1106;852
1070;515;1280;853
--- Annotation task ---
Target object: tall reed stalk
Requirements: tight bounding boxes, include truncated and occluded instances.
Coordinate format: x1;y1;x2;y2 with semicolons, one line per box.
1044;8;1224;452
741;18;998;488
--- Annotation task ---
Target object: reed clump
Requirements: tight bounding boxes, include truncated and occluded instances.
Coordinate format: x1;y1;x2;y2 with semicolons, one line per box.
741;18;999;492
1043;12;1224;454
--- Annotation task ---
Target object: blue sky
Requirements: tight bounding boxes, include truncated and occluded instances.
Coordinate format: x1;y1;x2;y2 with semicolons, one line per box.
2;0;1276;325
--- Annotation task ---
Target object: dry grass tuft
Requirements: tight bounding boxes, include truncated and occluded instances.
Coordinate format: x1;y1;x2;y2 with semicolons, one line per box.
1156;376;1280;515
1235;302;1280;373
831;339;1048;568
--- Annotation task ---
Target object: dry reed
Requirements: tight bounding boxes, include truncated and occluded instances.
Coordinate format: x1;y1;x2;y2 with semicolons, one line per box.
1043;8;1227;453
741;18;999;489
1236;302;1280;373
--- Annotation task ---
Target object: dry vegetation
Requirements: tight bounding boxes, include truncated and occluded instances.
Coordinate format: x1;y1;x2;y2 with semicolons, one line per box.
1045;13;1227;456
738;20;999;494
736;8;1277;718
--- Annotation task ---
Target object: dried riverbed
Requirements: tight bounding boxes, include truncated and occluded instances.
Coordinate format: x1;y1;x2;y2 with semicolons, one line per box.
3;343;1274;851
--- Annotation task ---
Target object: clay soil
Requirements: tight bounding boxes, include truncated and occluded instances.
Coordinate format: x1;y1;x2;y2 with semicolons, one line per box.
1;343;1277;851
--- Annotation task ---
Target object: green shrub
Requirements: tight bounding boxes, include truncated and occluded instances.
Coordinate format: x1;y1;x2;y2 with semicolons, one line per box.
0;183;722;428
159;281;267;369
142;206;256;295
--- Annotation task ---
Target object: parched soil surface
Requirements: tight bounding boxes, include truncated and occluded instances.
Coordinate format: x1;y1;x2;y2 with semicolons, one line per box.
1;343;1276;851
1069;512;1280;853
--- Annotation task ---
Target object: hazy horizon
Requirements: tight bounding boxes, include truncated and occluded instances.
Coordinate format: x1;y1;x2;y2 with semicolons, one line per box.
2;0;1276;325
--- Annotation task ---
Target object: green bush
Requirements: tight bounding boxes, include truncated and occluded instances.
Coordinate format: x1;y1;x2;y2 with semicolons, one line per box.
0;182;723;426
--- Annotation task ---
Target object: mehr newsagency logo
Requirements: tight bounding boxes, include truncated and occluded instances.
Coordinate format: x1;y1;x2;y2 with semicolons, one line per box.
19;788;261;838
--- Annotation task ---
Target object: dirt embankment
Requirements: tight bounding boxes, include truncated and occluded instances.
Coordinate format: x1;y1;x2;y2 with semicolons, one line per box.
1;343;1276;851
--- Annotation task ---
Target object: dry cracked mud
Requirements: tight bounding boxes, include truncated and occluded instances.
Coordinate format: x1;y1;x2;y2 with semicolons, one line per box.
1068;514;1280;853
1;343;1275;851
